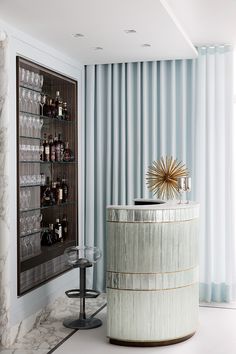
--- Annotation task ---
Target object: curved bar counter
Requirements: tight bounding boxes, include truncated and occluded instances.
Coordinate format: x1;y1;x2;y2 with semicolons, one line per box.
106;201;200;346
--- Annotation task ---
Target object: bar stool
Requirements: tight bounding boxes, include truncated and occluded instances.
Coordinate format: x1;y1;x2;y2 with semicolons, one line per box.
63;246;103;330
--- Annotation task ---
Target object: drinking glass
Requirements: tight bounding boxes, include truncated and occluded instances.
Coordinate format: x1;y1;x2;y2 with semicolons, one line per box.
22;115;28;136
39;75;44;90
21;88;27;111
34;73;40;91
19;67;25;86
185;177;191;204
27;90;33;113
177;177;186;204
40;173;46;186
25;70;30;87
20;144;27;161
26;189;31;209
29;71;35;89
21;237;28;259
39;94;46;116
19;114;24;135
33;92;38;114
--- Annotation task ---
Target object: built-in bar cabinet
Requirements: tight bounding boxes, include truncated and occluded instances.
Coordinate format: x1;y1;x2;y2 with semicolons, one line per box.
16;57;78;295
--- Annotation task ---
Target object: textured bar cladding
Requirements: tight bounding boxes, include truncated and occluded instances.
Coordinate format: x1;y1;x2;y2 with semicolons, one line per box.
106;202;200;345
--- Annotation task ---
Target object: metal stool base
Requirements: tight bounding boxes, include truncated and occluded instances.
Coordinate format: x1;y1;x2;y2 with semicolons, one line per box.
63;317;102;330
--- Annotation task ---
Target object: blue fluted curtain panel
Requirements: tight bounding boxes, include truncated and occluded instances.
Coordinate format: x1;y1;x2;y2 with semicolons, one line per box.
83;60;196;292
83;47;236;300
195;45;236;302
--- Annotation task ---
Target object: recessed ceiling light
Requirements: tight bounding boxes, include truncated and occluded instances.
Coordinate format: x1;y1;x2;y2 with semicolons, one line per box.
142;43;151;47
124;29;136;34
94;46;103;50
72;33;85;38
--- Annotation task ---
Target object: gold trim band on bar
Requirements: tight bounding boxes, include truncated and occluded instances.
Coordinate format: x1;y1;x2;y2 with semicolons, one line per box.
107;218;198;224
106;265;198;275
107;282;198;292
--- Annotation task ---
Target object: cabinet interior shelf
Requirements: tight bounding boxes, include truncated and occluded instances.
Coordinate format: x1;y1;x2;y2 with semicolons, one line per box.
19;111;74;124
20;229;41;238
19;84;42;93
19;160;77;164
21;240;76;272
20;201;76;213
19;136;41;140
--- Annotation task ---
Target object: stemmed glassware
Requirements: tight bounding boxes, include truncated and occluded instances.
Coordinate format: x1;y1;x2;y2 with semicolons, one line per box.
185;177;191;203
39;94;46;116
177;177;191;204
177;177;186;204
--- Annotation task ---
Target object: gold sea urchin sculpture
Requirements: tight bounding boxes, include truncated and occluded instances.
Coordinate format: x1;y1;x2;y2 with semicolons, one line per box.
146;156;188;200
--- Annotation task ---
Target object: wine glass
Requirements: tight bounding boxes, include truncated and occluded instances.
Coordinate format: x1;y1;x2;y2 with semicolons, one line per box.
27;90;33;113
33;92;38;114
39;94;46;116
39;75;44;90
29;71;35;89
25;70;30;87
19;67;25;86
34;73;40;91
177;177;186;204
21;88;27;111
185;177;191;204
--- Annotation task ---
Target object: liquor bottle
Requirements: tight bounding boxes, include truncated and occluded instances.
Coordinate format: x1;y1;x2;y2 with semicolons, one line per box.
58;133;64;161
42;97;49;117
61;178;68;203
44;97;52;117
49;135;56;162
40;139;45;161
61;214;68;240
62;102;69;120
63;142;73;162
41;177;51;206
41;224;54;246
56;179;63;205
51;98;56;118
43;136;50;162
50;182;57;205
55;134;61;162
54;218;63;242
49;223;57;244
55;91;63;119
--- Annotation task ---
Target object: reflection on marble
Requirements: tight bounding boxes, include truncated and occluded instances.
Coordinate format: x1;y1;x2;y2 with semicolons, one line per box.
0;293;106;353
0;33;11;347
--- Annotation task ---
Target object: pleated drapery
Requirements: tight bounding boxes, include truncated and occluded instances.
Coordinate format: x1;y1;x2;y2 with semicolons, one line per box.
83;46;236;302
195;46;236;302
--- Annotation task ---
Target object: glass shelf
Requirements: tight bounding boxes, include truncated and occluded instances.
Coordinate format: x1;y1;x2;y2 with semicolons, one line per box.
20;184;41;188
19;110;74;124
19;135;41;140
19;200;76;213
19;84;42;93
20;229;41;238
19;160;77;164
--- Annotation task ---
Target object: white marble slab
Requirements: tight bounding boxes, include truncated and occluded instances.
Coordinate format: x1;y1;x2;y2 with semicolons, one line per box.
0;294;106;352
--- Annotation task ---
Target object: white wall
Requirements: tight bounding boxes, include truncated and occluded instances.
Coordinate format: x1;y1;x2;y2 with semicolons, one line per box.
0;19;84;329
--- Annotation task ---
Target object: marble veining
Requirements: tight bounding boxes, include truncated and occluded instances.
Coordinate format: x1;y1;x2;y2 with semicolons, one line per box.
0;294;106;353
0;34;11;348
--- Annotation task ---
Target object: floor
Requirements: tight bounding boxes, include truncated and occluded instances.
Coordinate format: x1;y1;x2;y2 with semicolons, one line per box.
1;303;236;353
54;307;236;354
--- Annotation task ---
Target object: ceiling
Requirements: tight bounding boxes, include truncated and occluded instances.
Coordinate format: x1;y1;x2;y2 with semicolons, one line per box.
0;0;234;65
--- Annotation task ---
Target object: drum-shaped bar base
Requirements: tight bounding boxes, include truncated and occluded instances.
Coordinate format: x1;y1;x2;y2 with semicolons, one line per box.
63;317;102;330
